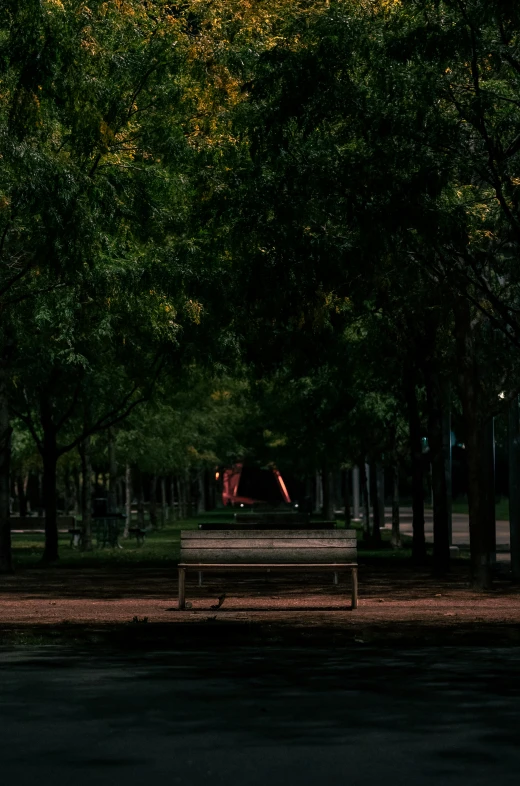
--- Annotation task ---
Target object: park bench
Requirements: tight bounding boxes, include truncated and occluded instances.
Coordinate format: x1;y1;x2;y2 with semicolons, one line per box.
178;529;358;610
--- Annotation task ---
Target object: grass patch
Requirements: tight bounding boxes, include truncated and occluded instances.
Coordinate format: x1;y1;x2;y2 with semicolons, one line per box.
10;513;430;570
10;518;200;569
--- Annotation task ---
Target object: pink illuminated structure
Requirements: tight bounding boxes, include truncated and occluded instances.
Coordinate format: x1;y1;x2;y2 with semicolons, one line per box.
222;463;291;507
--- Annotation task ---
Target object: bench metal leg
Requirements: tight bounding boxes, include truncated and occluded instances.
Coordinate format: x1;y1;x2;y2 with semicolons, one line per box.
333;571;338;586
351;566;358;610
198;571;203;587
178;568;186;610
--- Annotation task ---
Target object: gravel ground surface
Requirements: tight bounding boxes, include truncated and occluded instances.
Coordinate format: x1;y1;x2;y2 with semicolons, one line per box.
1;562;520;643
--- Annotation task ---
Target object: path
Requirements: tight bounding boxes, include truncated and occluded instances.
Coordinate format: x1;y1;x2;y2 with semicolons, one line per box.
380;507;511;561
1;645;519;785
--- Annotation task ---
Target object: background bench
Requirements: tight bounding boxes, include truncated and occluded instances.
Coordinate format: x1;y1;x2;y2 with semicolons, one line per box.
234;511;311;525
198;520;337;531
178;529;358;610
10;516;75;533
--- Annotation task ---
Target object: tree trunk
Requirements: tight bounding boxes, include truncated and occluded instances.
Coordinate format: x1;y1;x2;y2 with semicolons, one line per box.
508;396;520;581
424;368;450;576
41;432;59;563
73;469;81;517
344;469;352;527
149;474;158;528
62;468;72;516
377;464;385;535
184;469;192;518
108;429;117;514
360;460;370;541
197;470;205;515
124;464;132;537
322;468;334;520
16;474;28;517
508;396;520;582
170;475;177;522
79;436;93;551
0;362;13;574
482;418;496;565
135;468;145;528
455;299;494;589
178;474;186;519
352;466;360;520
204;468;213;511
391;459;401;548
315;470;323;514
442;387;453;545
160;476;168;527
405;374;427;563
369;461;382;546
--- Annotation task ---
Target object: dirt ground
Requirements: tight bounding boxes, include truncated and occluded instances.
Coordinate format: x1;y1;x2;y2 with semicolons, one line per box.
1;561;520;645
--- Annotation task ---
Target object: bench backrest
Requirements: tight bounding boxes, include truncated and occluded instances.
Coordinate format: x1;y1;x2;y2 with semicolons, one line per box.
180;529;357;564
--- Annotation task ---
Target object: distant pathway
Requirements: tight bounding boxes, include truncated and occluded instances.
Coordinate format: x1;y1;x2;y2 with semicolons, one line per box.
383;507;510;561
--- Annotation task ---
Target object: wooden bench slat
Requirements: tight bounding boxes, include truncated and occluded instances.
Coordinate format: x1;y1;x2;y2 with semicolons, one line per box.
183;529;356;539
183;538;356;549
181;548;358;563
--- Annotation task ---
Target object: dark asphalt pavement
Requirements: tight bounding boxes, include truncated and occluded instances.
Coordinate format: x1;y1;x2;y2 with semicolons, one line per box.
1;645;520;785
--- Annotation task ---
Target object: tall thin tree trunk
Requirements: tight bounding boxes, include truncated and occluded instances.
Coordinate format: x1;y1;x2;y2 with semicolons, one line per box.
352;466;360;520
108;429;117;514
170;475;177;522
369;461;382;546
204;469;213;511
322;467;334;520
197;470;205;515
377;464;385;535
41;418;59;564
160;476;168;527
124;464;132;537
16;474;27;517
0;362;13;574
178;474;186;519
509;396;520;581
149;474;158;528
391;459;401;548
136;470;145;528
455;299;494;589
405;374;427;564
442;385;453;545
482;418;496;565
73;469;81;517
360;460;370;541
80;436;93;551
63;468;72;516
424;367;450;576
344;469;352;527
184;470;192;518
